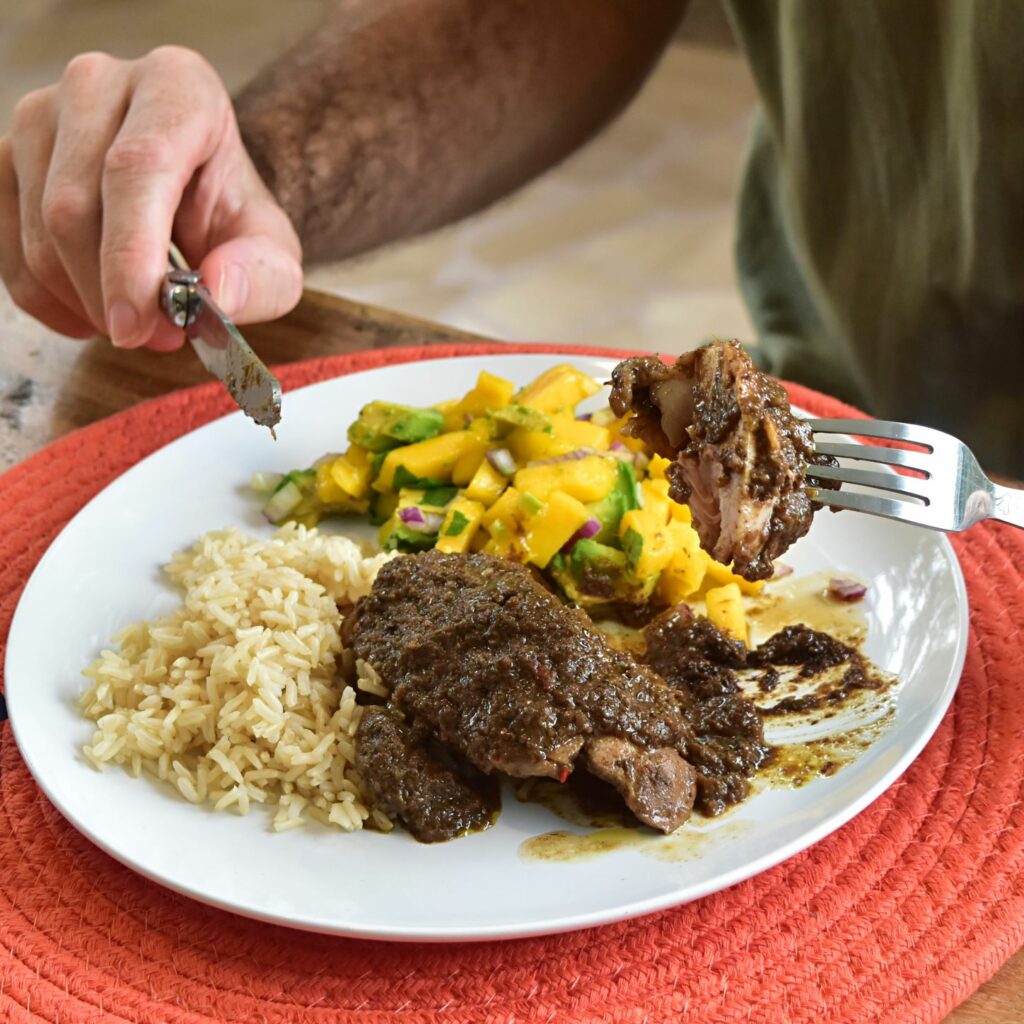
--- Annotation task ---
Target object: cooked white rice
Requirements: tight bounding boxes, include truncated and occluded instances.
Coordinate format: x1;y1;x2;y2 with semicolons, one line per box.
79;524;396;833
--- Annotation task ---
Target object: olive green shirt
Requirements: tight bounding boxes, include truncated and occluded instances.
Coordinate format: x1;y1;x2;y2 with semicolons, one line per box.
725;1;1024;475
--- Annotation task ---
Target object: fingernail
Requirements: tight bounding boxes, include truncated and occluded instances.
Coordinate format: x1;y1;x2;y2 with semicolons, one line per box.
108;301;139;347
216;263;249;317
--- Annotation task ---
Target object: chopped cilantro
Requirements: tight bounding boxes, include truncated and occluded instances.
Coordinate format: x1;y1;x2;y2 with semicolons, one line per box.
445;510;471;536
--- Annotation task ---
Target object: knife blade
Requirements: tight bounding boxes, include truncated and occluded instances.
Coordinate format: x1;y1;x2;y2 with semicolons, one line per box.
160;246;282;433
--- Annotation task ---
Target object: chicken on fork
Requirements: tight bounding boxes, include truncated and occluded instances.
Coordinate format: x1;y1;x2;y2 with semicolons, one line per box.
609;341;836;582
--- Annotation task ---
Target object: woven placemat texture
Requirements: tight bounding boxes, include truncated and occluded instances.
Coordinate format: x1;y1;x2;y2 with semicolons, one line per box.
1;342;1023;1024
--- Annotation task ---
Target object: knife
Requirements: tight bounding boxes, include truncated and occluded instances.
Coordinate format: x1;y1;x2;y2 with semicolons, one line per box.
159;244;282;433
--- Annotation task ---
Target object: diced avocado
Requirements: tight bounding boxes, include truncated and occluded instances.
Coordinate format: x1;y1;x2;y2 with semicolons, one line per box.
347;401;444;452
392;465;447;491
586;459;641;544
618;459;642;512
549;538;657;610
621;526;644;567
489;405;550;436
380;522;438;552
368;490;399;526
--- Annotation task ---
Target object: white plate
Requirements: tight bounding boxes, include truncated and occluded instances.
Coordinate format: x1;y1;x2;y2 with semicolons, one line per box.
5;354;968;942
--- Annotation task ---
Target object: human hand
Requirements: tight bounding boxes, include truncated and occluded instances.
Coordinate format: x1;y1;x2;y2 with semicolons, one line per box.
0;46;302;350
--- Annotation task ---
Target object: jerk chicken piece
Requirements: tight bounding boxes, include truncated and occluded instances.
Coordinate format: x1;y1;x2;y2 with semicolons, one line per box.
609;341;837;582
640;605;770;815
348;551;702;836
355;707;498;842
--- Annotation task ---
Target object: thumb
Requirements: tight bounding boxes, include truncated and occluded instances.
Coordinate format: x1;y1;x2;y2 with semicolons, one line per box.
200;230;303;324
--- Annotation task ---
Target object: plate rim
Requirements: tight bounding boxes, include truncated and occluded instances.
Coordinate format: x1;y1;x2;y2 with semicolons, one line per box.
4;351;970;941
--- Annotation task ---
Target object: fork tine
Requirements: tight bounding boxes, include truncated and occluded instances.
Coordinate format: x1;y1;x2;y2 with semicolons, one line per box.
805;417;948;447
808;486;946;528
807;462;931;498
812;441;930;471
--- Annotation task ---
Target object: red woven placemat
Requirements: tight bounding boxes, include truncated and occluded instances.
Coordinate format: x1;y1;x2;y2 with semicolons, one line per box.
2;342;1023;1024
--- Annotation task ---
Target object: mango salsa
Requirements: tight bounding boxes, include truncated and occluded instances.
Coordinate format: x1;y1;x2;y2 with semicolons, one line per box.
256;359;779;625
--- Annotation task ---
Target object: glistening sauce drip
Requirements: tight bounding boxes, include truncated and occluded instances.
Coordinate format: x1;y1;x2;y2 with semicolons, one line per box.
520;817;754;863
519;570;896;863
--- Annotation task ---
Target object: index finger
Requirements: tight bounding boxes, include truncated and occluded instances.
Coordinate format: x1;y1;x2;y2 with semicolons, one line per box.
99;51;227;347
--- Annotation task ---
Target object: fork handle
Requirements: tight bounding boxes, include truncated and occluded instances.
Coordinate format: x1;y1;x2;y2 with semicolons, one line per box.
992;482;1024;529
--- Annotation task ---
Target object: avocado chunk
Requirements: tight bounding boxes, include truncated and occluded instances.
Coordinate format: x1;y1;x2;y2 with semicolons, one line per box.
348;401;444;452
586;460;642;544
549;538;657;610
380;521;439;552
488;404;550;436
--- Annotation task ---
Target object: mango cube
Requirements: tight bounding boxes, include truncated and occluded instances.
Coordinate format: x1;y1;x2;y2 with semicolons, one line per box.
619;507;674;577
481;486;524;531
640;478;672;526
647;454;673;480
705;583;748;645
506;429;575;465
458;371;517;418
328;446;372;499
465;458;509;506
435;497;486;554
655;521;707;603
523;491;592;569
513;456;616;503
703;558;765;596
315;462;348;504
549;414;611;450
516;365;601;413
376;431;486;491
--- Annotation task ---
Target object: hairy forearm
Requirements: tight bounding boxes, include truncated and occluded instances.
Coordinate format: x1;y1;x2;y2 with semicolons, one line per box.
235;0;685;262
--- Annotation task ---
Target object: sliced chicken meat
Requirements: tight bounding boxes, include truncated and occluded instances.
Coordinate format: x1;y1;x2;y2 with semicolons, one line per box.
609;341;837;581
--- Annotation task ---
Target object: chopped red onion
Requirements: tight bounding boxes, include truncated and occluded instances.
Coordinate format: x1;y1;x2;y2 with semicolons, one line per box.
400;508;444;534
527;448;591;468
633;451;650;471
399;506;425;525
576;412;593;422
828;577;868;601
486;448;518;476
610;440;626;451
561;518;602;552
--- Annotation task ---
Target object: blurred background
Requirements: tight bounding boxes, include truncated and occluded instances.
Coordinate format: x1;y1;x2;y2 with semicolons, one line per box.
0;0;757;354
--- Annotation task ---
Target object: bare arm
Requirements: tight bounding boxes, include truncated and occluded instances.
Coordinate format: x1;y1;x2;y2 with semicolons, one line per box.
237;0;687;261
0;0;683;348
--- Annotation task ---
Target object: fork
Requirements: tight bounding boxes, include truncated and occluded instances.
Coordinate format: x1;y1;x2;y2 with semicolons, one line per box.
803;418;1024;532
